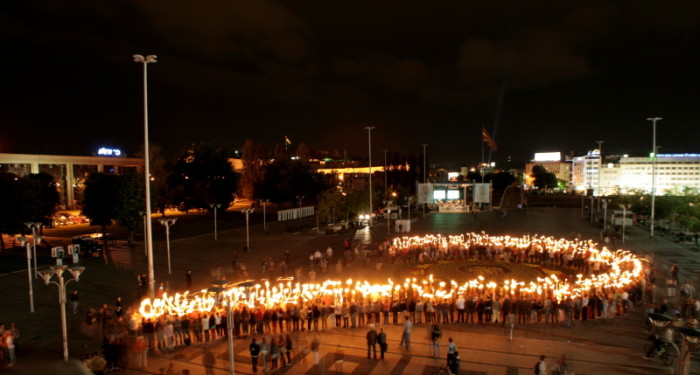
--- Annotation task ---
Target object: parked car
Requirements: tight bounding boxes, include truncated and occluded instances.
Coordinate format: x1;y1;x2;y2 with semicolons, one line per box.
71;235;103;257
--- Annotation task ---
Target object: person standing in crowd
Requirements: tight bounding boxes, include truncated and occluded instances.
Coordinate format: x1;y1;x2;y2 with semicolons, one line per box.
448;351;461;375
400;315;412;351
366;324;378;359
70;290;80;314
249;338;260;373
431;324;442;359
377;327;387;360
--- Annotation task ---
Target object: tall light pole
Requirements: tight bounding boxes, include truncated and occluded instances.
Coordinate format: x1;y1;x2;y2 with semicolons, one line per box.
39;265;85;362
262;199;270;233
365;126;375;228
648;117;662;237
25;222;42;278
621;203;630;244
159;218;177;275
208;286;236;375
421;144;428;218
133;53;157;298
15;236;35;312
242;208;255;252
209;204;221;241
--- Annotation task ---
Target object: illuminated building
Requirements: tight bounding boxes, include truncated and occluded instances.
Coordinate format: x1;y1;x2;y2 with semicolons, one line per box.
524;152;572;189
0;152;143;208
572;153;700;195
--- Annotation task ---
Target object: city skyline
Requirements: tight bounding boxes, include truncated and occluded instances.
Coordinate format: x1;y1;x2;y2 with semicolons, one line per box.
1;1;699;165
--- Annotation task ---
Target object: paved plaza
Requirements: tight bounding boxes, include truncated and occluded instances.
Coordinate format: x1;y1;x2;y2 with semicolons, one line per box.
2;206;700;374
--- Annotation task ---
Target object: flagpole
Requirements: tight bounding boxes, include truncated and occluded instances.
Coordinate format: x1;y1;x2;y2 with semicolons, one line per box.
480;131;485;183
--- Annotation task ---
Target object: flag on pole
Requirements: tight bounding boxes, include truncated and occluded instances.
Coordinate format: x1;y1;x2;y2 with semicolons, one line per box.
284;136;292;145
482;127;498;152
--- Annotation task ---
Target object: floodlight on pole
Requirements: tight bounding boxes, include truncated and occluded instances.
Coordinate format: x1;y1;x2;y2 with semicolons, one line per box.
647;116;662;238
133;53;157;298
365;126;375;227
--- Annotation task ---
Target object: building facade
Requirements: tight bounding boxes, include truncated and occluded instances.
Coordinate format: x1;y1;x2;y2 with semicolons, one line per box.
571;152;700;196
0;153;144;209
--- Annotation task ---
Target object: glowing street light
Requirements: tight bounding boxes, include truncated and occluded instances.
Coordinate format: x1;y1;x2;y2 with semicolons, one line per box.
159;218;177;274
133;53;157;297
39;265;85;362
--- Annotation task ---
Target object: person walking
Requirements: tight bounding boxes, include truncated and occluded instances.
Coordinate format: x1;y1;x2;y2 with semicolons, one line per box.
506;312;516;341
377;327;388;360
249;338;260;373
431;324;442;358
259;336;270;373
400;315;412;351
311;334;321;365
366;324;378;359
70;290;80;314
446;337;457;366
535;355;546;375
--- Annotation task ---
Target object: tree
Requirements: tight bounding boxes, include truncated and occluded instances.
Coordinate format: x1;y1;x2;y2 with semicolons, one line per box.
115;172;145;247
258;159;329;206
239;139;268;200
170;144;240;210
0;173;60;250
532;165;558;190
82;173;120;258
316;188;347;225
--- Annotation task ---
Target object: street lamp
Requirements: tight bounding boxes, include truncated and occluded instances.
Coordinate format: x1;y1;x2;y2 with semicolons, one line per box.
365;126;375;228
209;204;222;241
262;199;270;234
678;327;700;375
620;203;631;244
39;265;85;362
158;218;177;275
647;116;662;237
242;208;255;252
421;144;428;218
15;236;35;312
133;53;157;298
296;195;304;208
25;222;43;278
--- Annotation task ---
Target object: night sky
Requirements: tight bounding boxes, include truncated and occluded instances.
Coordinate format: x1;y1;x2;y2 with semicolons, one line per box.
2;1;699;167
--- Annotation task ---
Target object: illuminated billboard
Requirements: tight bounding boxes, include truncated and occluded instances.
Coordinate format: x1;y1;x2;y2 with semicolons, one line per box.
534;152;561;162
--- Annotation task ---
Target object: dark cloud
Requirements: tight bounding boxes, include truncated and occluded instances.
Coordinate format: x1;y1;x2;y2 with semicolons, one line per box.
1;1;699;165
